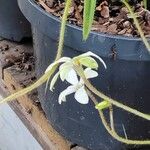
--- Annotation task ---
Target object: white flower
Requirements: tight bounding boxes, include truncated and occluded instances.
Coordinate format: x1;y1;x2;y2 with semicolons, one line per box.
49;60;77;91
74;51;107;69
45;57;71;73
45;51;107;105
45;57;72;92
58;68;98;104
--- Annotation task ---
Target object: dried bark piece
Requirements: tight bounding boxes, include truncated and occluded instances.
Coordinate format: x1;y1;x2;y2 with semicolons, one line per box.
118;28;127;35
45;0;54;8
38;0;55;13
36;0;150;37
91;24;107;33
123;21;131;28
145;11;150;26
96;1;110;18
107;23;117;34
101;5;110;18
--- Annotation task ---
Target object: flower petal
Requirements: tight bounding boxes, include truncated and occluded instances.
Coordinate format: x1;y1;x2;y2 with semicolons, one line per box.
45;57;71;73
59;62;73;81
74;86;89;104
50;72;60;91
65;69;79;85
77;51;107;69
58;85;76;104
79;56;98;69
84;68;98;79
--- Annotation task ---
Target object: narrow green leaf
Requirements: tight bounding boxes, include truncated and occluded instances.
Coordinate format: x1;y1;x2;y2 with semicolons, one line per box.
143;0;147;9
83;0;96;40
79;56;98;69
95;100;111;110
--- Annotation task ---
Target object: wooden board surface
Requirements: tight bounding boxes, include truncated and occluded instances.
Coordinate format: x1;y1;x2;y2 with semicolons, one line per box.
0;39;71;150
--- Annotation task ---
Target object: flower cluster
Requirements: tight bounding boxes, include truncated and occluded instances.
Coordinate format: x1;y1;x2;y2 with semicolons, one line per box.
45;52;107;105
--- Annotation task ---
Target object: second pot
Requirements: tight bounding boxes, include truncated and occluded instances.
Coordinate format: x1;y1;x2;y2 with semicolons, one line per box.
0;0;31;41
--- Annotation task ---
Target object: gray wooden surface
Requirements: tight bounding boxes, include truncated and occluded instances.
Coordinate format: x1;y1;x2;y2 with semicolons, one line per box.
0;95;43;150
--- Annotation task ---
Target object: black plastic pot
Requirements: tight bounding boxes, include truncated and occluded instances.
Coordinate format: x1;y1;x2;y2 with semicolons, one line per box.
18;0;150;149
0;0;31;41
148;0;150;10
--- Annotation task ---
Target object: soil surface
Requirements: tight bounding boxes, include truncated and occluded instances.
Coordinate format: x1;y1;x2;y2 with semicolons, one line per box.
36;0;150;37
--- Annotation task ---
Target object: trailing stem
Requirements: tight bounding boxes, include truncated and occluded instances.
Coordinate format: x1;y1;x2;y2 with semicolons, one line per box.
122;0;150;52
87;89;150;145
0;0;72;103
74;65;150;121
143;0;147;9
56;0;72;60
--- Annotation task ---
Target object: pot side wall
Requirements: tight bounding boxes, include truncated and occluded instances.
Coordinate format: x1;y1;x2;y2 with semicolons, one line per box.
0;0;31;41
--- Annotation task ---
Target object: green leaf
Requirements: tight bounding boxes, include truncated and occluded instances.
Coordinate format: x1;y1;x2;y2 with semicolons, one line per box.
83;0;96;40
95;100;111;110
79;56;98;69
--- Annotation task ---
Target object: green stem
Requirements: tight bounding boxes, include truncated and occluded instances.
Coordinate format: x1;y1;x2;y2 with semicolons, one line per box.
122;0;150;52
143;0;147;9
87;89;150;145
56;0;72;60
0;0;72;104
0;67;55;104
74;65;150;121
109;105;115;131
99;109;150;144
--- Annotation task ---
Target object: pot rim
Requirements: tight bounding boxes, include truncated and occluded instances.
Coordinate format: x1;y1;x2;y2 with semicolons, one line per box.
31;0;149;42
18;0;150;61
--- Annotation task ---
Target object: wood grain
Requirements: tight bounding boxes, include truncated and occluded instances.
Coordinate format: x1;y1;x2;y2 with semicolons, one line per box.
0;39;71;150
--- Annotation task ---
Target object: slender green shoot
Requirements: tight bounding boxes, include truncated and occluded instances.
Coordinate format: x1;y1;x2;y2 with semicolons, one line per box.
0;0;72;104
83;0;96;40
122;0;150;52
143;0;147;9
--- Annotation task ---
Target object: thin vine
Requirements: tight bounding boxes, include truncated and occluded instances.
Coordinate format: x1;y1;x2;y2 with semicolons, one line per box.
87;89;150;145
122;0;150;52
74;65;150;121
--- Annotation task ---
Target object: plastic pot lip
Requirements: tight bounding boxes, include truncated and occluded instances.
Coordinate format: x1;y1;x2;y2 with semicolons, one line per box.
18;0;150;61
29;0;149;42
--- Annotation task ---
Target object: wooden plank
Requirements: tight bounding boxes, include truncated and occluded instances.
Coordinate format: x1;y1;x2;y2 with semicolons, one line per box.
9;101;56;150
0;40;33;79
0;80;48;150
0;40;86;150
0;40;71;150
0;94;43;150
3;65;70;150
